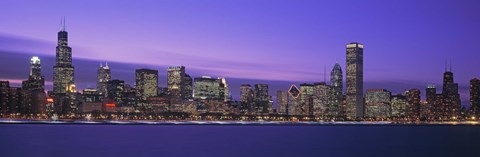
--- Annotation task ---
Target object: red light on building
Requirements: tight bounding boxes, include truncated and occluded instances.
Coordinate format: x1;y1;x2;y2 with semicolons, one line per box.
47;98;54;103
105;103;116;107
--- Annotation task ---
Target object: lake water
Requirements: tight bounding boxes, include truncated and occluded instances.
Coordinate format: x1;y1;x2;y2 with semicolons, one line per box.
1;124;479;157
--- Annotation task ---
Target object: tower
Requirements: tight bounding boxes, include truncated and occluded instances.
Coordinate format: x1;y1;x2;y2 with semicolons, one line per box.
97;63;111;97
330;62;343;117
22;56;45;91
53;17;74;94
441;62;460;119
470;78;480;116
346;42;364;118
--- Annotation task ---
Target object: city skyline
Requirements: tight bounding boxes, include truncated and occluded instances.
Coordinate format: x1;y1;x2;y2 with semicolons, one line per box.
1;0;480;107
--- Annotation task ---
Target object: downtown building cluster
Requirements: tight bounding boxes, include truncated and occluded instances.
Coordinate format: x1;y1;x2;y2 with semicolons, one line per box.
0;21;479;121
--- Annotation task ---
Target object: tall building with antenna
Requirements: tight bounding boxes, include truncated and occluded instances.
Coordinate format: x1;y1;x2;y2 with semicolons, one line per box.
442;61;460;119
53;17;75;94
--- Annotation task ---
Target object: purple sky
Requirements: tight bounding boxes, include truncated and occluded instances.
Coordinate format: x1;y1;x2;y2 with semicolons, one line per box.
1;0;480;106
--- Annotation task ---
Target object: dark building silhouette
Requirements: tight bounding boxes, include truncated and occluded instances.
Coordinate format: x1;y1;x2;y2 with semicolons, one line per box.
470;78;480;116
441;64;461;119
183;74;193;99
254;84;270;114
107;80;125;106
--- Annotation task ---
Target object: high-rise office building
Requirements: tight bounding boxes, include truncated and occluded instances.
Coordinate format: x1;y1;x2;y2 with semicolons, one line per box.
330;62;343;117
53;18;75;94
167;66;185;97
240;84;254;112
364;89;391;118
22;56;45;91
391;94;407;117
276;90;288;114
299;83;314;116
312;82;331;117
441;65;460;119
346;42;364;118
470;78;480;116
107;79;125;106
22;56;47;114
183;74;193;99
425;85;436;119
135;69;158;101
254;84;269;114
287;84;300;115
0;81;11;113
218;77;230;102
193;76;221;100
405;89;421;118
240;84;254;103
426;85;437;105
97;63;111;97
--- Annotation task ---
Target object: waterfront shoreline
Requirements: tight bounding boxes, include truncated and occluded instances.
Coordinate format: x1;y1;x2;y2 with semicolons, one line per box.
1;119;478;126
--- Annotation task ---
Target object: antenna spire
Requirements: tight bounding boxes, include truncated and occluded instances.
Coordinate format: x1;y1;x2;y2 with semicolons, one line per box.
324;64;326;83
450;59;452;72
60;16;66;32
444;59;447;72
63;16;66;31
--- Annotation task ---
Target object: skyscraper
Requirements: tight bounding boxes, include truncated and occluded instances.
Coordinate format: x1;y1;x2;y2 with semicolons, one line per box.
330;62;343;117
107;79;125;106
53;18;75;94
299;83;314;116
405;89;421;119
276;90;288;114
391;94;407;117
240;84;254;103
218;77;230;102
167;66;185;98
287;84;300;115
135;69;158;101
425;85;436;119
254;84;269;114
22;56;45;91
183;74;193;99
470;78;480;116
312;82;331;117
426;85;437;105
22;56;47;114
97;63;111;97
346;42;364;118
240;84;254;112
441;64;460;119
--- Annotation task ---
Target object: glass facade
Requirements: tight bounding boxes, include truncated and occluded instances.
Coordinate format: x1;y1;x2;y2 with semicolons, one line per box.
346;42;364;118
135;69;158;101
365;89;391;118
